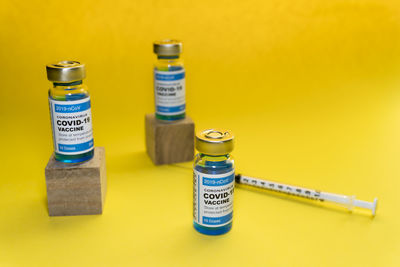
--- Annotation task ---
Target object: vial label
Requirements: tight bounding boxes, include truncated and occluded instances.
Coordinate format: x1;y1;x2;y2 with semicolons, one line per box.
49;97;94;155
193;169;235;227
154;69;185;115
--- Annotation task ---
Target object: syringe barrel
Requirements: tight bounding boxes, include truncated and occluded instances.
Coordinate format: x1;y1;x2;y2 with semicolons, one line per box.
237;174;322;200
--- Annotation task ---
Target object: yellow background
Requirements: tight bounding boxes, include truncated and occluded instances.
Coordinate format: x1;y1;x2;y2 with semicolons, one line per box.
1;0;400;266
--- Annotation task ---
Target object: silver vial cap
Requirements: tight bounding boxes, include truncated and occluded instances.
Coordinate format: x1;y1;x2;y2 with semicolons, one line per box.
153;40;182;56
46;60;86;82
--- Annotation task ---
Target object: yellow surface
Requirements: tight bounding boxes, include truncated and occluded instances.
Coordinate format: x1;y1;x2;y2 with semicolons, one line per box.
0;0;400;266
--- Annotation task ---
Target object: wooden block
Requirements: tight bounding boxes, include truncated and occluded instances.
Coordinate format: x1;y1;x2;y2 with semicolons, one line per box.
145;113;195;165
44;147;107;216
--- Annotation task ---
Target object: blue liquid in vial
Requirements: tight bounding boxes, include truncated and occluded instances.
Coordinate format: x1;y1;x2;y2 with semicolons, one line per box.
194;155;233;235
50;91;94;163
154;65;185;122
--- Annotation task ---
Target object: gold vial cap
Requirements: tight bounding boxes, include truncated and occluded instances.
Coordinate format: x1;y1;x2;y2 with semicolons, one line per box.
46;60;86;82
153;40;182;56
196;129;234;155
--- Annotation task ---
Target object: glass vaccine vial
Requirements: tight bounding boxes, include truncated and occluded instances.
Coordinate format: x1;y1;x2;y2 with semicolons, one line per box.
153;40;185;121
46;61;94;163
193;129;235;235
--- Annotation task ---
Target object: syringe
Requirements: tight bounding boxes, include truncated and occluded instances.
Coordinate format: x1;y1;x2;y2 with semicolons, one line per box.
235;174;378;216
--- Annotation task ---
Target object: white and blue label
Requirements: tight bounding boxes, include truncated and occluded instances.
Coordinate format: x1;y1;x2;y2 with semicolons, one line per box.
49;97;94;155
154;69;185;116
193;169;235;227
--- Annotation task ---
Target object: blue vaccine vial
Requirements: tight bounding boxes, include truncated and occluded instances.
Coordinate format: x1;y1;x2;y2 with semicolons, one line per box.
153;40;185;121
46;61;94;163
193;129;235;235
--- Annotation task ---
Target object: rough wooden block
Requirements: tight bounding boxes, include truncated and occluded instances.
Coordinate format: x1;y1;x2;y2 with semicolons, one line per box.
145;113;195;165
44;147;107;216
